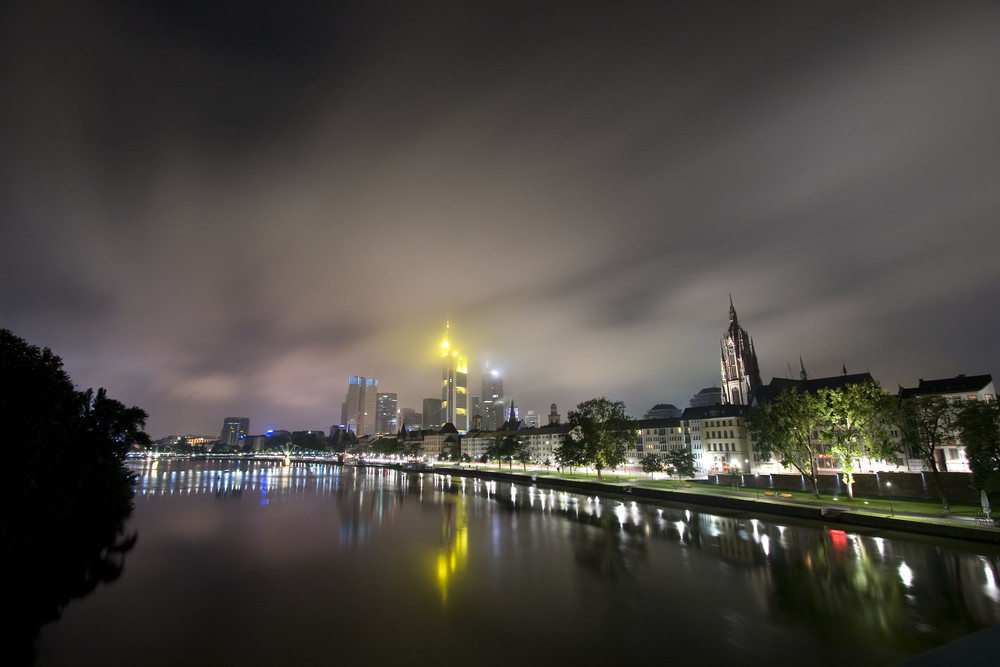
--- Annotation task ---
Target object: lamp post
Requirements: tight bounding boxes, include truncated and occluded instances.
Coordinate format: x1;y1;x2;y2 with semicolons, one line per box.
886;481;895;517
754;473;760;500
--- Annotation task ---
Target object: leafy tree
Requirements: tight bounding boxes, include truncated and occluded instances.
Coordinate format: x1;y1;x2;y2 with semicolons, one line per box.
748;387;826;499
896;395;956;512
405;439;424;460
563;398;637;480
955;400;1000;495
820;381;897;500
486;434;519;469
664;448;698;484
370;437;404;458
554;428;587;473
514;438;532;471
640;453;663;478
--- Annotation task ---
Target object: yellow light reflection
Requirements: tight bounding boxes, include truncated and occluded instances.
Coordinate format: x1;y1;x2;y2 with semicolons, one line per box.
434;496;468;607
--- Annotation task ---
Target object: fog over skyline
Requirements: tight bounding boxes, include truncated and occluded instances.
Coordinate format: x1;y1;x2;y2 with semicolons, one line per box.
3;1;1000;437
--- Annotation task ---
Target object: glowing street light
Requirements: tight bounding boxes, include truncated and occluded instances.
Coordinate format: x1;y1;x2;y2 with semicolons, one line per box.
886;481;895;517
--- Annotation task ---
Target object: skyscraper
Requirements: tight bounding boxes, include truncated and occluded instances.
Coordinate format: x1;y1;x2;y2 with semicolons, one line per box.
422;398;442;429
376;392;398;435
440;321;469;432
720;296;762;406
344;376;378;436
481;367;504;431
220;417;249;449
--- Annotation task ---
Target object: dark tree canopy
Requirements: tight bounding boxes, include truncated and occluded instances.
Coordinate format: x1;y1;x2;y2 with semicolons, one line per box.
1;329;149;662
955;400;1000;495
896;395;956;512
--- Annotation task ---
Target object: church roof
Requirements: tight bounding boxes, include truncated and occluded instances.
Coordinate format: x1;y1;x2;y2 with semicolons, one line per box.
681;404;751;420
899;374;993;398
755;372;876;404
637;417;682;429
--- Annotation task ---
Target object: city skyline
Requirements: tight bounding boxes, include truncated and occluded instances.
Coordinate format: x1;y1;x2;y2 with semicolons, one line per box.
3;2;1000;437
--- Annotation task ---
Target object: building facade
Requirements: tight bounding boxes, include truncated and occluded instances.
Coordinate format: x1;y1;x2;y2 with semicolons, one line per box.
898;374;995;473
220;417;249;449
398;407;421;432
344;376;378;436
481;368;504;431
422;398;441;430
630;418;684;464
461;423;572;464
376;392;398;435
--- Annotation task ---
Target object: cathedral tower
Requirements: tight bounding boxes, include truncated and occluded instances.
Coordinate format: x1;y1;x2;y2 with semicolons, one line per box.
720;296;762;406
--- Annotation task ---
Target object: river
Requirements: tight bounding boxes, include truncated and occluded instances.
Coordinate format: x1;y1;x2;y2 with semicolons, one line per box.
35;459;1000;665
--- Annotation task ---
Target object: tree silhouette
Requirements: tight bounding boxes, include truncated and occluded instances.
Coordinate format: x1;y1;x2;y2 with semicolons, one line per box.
1;329;149;663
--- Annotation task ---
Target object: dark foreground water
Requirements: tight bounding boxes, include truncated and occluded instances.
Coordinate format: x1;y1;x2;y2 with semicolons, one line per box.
36;459;1000;666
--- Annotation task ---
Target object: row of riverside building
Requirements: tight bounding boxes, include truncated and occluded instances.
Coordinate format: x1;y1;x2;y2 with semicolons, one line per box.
418;297;995;476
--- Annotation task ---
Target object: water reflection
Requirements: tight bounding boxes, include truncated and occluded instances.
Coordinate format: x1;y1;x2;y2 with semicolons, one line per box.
9;470;136;665
83;461;1000;665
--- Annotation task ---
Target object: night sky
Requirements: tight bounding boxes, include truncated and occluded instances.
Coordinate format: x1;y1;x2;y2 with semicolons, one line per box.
3;1;1000;438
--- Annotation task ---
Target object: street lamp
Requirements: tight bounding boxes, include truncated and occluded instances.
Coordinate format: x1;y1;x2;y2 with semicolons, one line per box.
886;481;895;517
754;473;760;500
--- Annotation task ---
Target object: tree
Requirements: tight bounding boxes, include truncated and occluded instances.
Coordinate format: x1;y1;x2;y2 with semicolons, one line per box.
554;428;587;472
405;439;424;460
1;329;149;659
514;438;532;471
820;381;897;500
563;398;637;480
955;400;1000;496
748;387;826;499
664;448;698;484
640;453;663;478
896;395;956;512
486;434;519;469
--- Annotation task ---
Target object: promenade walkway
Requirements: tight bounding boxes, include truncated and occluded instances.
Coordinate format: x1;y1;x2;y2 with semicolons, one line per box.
430;463;1000;545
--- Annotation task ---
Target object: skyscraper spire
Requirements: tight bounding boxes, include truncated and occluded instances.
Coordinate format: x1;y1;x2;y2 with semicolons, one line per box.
440;318;468;433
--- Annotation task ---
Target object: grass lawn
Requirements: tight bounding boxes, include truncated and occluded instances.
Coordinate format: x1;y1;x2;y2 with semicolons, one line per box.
443;464;990;525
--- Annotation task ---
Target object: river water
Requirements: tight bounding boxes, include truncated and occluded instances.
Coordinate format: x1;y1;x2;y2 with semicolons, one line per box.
35;459;1000;665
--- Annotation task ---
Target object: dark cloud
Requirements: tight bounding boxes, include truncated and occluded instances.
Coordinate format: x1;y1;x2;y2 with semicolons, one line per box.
2;1;999;436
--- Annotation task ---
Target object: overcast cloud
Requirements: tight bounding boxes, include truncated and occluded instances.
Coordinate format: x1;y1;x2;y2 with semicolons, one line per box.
3;1;1000;437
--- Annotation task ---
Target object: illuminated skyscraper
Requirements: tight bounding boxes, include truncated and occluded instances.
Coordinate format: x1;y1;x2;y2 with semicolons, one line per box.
440;321;469;432
220;417;249;449
344;376;378;436
481;367;504;431
720;296;761;406
376;392;397;435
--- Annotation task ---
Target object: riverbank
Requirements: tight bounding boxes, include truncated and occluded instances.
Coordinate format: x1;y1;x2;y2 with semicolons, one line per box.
427;464;1000;546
